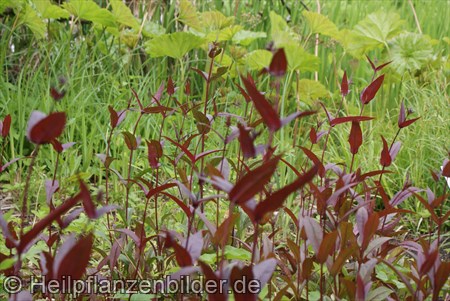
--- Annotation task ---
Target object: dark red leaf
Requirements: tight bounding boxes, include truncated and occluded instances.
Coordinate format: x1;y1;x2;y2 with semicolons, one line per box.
362;212;379;251
442;159;450;177
1;114;11;138
269;48;287;77
237;123;256;159
375;61;392;72
191;67;209;81
241;75;281;131
230;265;257;301
18;193;82;253
199;261;227;301
229;156;280;204
330;116;374;126
55;234;93;282
79;181;96;219
146;140;162;168
398;101;406;126
235;82;251;103
309;127;317;144
380;135;392;167
254;165;317;223
341;71;349;97
366;55;376;71
348;121;362;155
50;139;63;153
142;106;173;114
167;77;175;96
317;230;338;263
50;87;66;101
122;131;138;150
360;74;385;105
280;111;315;127
28;111;66;144
399;117;420;129
45;180;59;205
184;80;191;95
130;88;143;110
300;147;325;177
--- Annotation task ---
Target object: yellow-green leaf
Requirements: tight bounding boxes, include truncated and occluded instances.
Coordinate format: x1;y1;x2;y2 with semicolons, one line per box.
17;3;46;39
33;0;70;19
178;0;201;30
111;0;139;30
303;11;339;38
232;30;267;46
354;10;405;45
200;11;234;31
336;29;380;58
284;44;320;72
63;0;116;28
242;49;272;70
145;32;206;59
270;11;297;47
298;79;330;104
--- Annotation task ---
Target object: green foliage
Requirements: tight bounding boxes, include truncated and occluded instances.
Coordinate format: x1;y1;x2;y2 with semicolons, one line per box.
145;32;206;59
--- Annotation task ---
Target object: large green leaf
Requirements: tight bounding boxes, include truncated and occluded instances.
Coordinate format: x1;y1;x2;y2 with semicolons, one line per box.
17;3;46;39
232;30;267;46
33;0;70;19
297;79;330;104
302;11;339;38
270;11;297;47
336;29;380;58
204;25;242;42
242;49;272;70
111;0;139;30
0;0;23;14
224;245;251;261
63;0;116;28
177;0;201;30
200;11;234;31
142;21;165;38
354;11;405;46
284;44;320;72
145;32;206;59
389;32;433;74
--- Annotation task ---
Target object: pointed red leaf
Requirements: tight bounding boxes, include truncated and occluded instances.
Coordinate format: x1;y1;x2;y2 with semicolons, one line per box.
28;111;66;144
184;80;191;95
341;71;349;97
360;74;385;104
254;165;317;223
300;147;325;177
235;82;251;103
348;121;362;154
366;55;376;71
330;116;374;126
122;131;138;150
146;139;162;168
317;230;338;263
237;123;256;159
167;77;175;96
380;135;392;167
1;114;11;138
229;156;280;204
269;48;287;77
230;265;256;301
375;61;392;72
241;75;281;131
55;234;93;282
398;101;406;127
399;117;420;129
79;181;96;219
18;193;82;253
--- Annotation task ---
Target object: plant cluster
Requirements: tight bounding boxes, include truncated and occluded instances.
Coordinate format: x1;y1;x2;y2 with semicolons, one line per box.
1;46;449;300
